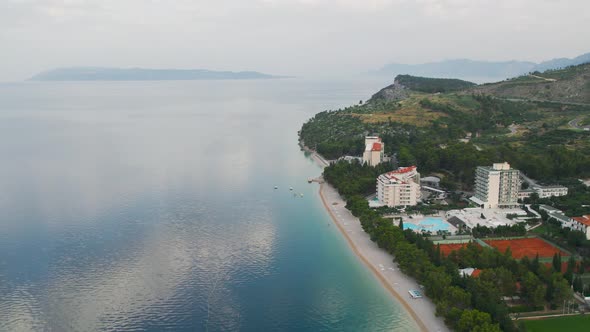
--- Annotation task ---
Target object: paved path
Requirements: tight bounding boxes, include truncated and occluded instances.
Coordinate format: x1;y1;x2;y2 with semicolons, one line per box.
529;74;557;82
320;183;449;332
568;117;590;130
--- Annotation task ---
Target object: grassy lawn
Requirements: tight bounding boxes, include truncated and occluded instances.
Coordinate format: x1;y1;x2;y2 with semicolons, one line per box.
524;315;590;331
530;224;548;235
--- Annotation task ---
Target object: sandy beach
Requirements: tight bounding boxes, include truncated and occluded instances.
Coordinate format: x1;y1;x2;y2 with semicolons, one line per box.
319;182;449;332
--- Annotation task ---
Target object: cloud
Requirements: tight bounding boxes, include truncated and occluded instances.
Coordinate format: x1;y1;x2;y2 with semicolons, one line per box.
0;0;589;80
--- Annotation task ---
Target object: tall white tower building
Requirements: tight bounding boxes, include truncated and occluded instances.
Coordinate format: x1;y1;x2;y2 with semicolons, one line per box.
362;136;384;166
472;162;520;209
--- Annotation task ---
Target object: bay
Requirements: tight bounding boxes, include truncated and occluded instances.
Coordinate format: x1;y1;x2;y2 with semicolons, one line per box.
0;79;418;331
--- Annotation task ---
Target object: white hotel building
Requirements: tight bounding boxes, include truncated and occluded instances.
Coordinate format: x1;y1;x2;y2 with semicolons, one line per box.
471;162;520;209
377;166;421;207
362;136;384;166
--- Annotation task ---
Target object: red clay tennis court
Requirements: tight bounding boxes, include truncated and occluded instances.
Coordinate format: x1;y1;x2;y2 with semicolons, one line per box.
484;237;568;259
438;243;471;256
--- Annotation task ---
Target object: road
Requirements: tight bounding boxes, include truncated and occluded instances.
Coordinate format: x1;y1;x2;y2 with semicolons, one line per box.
529;74;557;82
568;117;590;130
495;96;590;107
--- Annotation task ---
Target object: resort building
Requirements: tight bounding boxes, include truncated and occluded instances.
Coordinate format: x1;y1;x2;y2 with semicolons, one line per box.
539;205;562;215
420;176;441;188
377;166;421;207
572;215;590;240
541;205;590;240
518;189;535;200
471;162;520;209
338;155;363;164
547;212;576;229
362;136;384;166
535;185;568;198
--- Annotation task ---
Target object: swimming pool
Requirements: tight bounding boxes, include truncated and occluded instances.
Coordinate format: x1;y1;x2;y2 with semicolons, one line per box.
404;217;450;232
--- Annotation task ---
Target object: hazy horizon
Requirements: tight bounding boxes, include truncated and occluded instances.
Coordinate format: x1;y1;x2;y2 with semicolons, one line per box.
2;0;590;81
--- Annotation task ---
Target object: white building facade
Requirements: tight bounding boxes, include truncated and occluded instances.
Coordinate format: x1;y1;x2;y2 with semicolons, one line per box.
518;186;568;200
472;162;520;209
377;166;421;207
362;136;384;166
540;205;590;240
535;185;568;198
572;215;590;240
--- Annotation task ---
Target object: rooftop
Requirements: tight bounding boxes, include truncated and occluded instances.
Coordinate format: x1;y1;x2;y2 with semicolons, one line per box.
371;142;382;151
421;176;440;183
549;212;572;223
389;166;417;174
379;166;418;185
573;215;590;226
459;268;481;277
539;204;562;213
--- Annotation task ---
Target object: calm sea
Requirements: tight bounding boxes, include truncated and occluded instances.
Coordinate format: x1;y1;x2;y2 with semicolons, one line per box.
0;79;419;331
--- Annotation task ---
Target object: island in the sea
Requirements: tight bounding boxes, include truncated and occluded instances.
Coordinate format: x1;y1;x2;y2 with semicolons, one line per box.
29;67;289;81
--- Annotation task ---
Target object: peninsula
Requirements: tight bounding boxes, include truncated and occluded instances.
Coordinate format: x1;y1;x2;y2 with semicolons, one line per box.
301;62;590;332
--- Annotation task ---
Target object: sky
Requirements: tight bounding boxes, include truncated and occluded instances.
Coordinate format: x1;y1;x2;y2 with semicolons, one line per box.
1;0;589;81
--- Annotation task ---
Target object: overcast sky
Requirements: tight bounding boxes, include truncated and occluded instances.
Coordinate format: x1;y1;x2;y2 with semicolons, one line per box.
1;0;589;81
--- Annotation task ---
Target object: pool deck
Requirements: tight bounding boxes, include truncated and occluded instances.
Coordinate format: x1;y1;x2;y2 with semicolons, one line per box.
402;215;457;234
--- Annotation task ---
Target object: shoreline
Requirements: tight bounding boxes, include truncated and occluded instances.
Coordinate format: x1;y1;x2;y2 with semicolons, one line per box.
308;149;448;332
319;183;448;332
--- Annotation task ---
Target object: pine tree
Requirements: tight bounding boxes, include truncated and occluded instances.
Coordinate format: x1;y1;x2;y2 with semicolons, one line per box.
552;253;562;272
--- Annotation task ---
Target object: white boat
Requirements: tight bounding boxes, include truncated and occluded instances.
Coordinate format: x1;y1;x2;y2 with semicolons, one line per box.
274;186;278;189
289;187;293;191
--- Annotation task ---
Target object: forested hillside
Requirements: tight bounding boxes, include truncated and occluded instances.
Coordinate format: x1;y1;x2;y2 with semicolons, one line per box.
395;75;476;93
470;63;590;104
300;67;590;189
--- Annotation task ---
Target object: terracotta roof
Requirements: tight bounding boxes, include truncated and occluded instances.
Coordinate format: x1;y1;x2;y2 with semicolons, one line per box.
471;269;481;278
372;142;382;151
573;215;590;226
390;166;417;174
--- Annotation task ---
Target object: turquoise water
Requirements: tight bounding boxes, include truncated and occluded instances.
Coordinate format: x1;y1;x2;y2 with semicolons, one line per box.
0;80;419;331
405;217;450;232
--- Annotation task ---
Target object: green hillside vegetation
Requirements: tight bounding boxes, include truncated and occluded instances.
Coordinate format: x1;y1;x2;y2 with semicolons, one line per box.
395;74;476;93
300;87;590;188
471;62;590;104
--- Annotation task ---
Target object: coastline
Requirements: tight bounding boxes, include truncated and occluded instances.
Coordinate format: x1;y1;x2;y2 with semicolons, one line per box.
309;149;448;332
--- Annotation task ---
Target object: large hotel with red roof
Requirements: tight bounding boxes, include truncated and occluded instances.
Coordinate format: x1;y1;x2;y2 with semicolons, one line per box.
377;165;421;207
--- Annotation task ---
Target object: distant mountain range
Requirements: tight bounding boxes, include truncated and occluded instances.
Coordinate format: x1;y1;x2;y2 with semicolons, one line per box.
372;52;590;79
29;67;288;81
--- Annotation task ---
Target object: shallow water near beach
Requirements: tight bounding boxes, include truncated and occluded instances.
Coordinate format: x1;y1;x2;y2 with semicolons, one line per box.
0;79;420;331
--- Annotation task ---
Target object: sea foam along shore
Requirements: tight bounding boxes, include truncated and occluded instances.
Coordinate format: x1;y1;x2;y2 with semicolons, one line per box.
309;150;449;332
